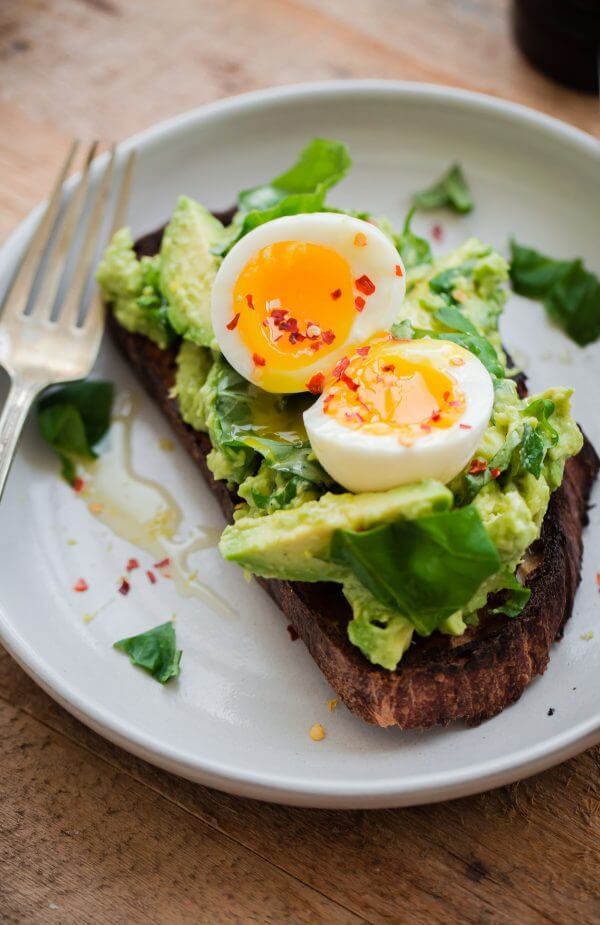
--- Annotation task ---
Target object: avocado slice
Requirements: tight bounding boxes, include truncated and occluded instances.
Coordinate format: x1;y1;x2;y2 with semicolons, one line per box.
219;479;452;582
160;196;227;347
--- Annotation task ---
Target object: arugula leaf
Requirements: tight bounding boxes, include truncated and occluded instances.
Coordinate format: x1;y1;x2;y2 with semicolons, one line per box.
413;164;473;214
114;621;181;683
330;506;501;636
491;571;531;618
239;139;351;212
220;139;351;254
394;208;432;269
37;381;114;484
510;241;600;346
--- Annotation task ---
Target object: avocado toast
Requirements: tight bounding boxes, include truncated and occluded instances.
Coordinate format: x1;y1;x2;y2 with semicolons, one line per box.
98;142;598;728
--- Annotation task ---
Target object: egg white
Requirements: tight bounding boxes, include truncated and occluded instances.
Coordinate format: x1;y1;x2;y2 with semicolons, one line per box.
211;213;406;393
303;339;494;492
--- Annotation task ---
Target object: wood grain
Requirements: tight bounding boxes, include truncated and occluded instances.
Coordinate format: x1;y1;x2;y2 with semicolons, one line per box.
0;1;599;922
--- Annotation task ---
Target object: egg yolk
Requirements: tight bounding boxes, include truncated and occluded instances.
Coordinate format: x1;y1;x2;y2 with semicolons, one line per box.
324;339;465;442
232;241;356;377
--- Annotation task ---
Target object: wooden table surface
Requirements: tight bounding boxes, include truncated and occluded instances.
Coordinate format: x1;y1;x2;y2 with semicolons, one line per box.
0;2;598;922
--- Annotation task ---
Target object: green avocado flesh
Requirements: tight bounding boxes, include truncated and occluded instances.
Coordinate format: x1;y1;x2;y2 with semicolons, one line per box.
97;192;583;672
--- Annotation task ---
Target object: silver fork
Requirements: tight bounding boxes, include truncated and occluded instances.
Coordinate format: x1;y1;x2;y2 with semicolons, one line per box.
0;141;135;501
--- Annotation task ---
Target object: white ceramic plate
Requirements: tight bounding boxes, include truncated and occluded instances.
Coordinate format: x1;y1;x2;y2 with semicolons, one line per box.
1;82;599;809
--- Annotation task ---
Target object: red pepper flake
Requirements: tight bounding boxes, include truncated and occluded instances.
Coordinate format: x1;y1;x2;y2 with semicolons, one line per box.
330;288;342;301
395;264;404;277
355;274;376;296
459;423;472;430
279;317;298;333
354;232;368;247
341;373;359;392
322;329;336;345
126;558;140;572
154;557;171;569
226;312;240;331
72;477;85;493
469;459;488;475
73;578;88;593
382;363;395;373
146;570;157;585
118;578;130;596
270;308;288;322
332;356;349;379
246;294;255;309
310;341;321;351
431;223;444;242
355;296;366;312
490;467;501;480
443;390;450;402
286;624;299;641
420;423;432;433
431;410;441;421
253;352;266;367
306;372;325;395
596;573;600;589
356;345;370;356
289;331;306;345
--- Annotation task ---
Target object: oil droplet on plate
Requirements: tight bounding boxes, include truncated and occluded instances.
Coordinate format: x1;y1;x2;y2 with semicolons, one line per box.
78;393;234;619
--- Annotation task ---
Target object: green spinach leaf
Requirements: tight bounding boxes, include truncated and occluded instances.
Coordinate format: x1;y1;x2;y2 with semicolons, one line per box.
330;506;501;636
509;241;600;346
491;571;531;617
518;398;558;478
114;621;181;683
394;208;432;269
37;381;114;484
413;164;473;214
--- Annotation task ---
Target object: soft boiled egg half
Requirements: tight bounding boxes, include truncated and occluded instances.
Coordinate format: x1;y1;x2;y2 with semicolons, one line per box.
211;213;405;393
304;336;494;492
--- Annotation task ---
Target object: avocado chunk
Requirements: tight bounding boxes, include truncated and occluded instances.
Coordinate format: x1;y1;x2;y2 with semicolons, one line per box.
219;479;452;582
160;196;227;347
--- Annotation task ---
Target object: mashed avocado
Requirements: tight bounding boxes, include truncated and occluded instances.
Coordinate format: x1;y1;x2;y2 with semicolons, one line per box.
96;228;173;349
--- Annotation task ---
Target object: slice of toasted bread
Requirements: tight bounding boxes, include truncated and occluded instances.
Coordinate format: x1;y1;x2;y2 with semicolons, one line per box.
106;229;599;729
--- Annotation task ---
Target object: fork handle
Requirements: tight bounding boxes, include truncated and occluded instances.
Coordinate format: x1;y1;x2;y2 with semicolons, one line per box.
0;379;41;502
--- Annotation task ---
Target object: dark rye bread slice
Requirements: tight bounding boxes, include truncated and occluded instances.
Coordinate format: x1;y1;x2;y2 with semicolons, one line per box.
107;228;599;729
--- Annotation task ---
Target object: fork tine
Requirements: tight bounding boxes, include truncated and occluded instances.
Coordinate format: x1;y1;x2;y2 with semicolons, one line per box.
110;149;136;238
0;140;79;320
79;149;136;338
59;146;116;328
28;141;99;321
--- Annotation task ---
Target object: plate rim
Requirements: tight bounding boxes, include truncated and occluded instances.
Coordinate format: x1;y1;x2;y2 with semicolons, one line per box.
1;79;599;808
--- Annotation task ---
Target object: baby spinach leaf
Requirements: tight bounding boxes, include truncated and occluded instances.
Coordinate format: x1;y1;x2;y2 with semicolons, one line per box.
329;506;501;636
219;139;351;253
37;381;114;484
244;436;334;487
518;398;558;478
239;138;351;212
114;621;181;684
429;260;477;296
510;241;600;346
412;164;473;215
435;305;479;335
394;208;432;269
491;571;531;617
457;427;523;504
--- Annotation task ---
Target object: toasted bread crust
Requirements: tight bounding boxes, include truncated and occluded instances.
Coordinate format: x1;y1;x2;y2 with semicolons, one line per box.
106;230;598;728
